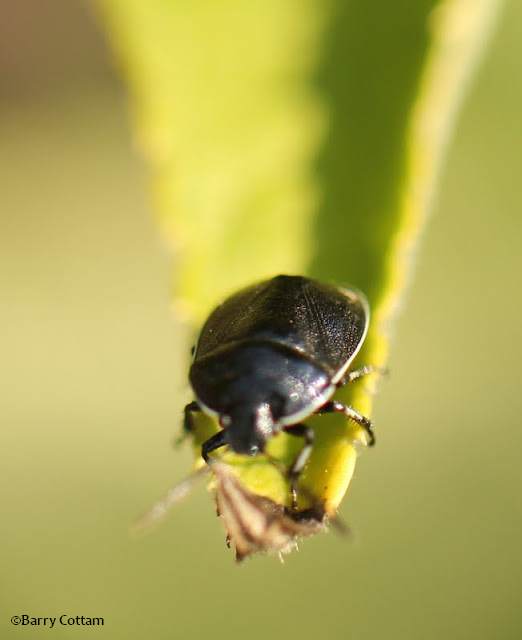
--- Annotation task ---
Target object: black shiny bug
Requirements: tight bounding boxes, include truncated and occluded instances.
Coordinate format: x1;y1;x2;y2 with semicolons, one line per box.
184;274;377;507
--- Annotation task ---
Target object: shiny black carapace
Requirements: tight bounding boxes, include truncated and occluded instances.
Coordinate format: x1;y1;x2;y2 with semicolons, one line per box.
184;275;376;506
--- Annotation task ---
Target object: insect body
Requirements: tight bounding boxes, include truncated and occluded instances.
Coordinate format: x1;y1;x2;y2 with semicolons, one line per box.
185;274;375;507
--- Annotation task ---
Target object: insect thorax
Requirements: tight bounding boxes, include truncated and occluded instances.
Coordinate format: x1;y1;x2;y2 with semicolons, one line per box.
190;342;332;427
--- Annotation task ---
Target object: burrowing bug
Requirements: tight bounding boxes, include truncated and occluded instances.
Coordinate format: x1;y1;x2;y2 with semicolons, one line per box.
184;274;376;507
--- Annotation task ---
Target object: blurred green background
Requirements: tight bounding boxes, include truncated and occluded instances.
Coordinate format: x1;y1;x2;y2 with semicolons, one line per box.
2;2;521;639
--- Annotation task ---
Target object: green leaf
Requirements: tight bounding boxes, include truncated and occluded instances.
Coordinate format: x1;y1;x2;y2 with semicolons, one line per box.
97;0;500;521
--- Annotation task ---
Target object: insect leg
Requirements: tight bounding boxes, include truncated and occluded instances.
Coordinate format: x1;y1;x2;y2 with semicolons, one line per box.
201;430;228;463
338;364;388;387
347;364;388;383
319;401;375;446
174;401;201;447
183;400;201;433
283;423;315;510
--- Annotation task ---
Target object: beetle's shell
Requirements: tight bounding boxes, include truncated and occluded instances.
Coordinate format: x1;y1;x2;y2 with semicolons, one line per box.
193;275;368;382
